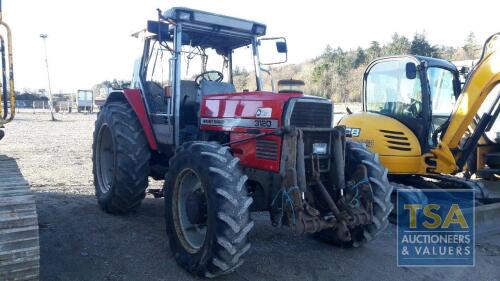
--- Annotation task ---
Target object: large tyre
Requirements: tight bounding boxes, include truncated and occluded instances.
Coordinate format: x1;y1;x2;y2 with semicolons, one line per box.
315;140;393;247
92;100;151;214
165;142;253;278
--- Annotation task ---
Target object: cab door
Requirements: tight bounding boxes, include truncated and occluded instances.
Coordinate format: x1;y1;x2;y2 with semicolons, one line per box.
427;67;459;147
363;56;432;153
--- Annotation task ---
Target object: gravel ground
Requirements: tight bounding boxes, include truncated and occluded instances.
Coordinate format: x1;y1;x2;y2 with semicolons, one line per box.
1;111;499;281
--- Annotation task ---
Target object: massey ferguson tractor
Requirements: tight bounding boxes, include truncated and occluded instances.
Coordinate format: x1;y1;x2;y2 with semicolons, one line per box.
93;7;392;277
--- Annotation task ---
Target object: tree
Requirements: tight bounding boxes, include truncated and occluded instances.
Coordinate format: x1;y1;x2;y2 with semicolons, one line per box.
353;47;366;68
442;46;462;60
231;32;480;103
233;66;250;92
322;44;334;60
385;33;410;56
367;41;382;60
463;32;480;59
410;32;440;57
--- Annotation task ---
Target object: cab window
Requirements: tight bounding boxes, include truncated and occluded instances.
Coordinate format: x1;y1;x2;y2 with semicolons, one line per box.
366;59;423;119
428;67;455;116
427;67;456;145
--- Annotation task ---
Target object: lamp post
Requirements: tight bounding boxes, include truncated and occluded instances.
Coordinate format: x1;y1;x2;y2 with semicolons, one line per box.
40;33;55;121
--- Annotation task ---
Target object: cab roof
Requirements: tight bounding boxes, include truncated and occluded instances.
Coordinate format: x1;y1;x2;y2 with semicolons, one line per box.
366;55;458;74
414;55;458;72
153;7;267;54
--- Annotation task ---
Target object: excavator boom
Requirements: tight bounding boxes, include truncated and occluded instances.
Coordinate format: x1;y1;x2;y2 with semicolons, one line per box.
442;33;500;149
431;33;500;173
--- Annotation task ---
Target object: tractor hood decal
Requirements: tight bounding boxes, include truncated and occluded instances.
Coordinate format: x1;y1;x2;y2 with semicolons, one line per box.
200;91;304;132
200;117;278;129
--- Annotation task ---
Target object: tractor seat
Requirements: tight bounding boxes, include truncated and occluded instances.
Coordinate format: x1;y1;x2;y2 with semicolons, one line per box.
197;81;236;102
145;81;168;112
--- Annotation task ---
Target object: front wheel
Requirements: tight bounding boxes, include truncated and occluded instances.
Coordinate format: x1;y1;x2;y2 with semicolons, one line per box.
165;142;254;278
314;140;393;247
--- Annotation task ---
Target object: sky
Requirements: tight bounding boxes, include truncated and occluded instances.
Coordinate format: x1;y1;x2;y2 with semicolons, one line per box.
5;0;500;93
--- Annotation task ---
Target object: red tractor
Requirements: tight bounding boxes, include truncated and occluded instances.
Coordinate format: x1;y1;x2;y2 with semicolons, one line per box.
93;7;393;278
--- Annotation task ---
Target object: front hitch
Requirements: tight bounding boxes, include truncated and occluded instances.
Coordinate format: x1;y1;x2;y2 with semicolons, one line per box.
276;126;374;238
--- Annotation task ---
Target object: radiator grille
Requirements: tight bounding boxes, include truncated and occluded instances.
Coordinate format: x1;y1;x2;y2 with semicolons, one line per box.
289;101;332;128
256;139;278;160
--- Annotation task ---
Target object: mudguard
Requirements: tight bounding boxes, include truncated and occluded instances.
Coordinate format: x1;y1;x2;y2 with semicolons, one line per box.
107;89;158;150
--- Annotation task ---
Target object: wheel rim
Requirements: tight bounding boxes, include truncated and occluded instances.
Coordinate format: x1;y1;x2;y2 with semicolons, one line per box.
173;168;208;253
96;124;115;194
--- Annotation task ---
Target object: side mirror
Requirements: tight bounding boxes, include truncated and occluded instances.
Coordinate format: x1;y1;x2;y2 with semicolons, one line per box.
147;20;169;40
460;66;470;75
405;62;417;80
276;41;287;53
258;37;288;65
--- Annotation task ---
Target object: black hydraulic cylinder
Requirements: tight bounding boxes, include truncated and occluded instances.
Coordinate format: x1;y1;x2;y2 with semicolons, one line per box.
332;128;346;191
296;130;307;192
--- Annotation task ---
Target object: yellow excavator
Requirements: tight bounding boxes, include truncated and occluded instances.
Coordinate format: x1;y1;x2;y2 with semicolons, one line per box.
0;1;40;279
339;33;500;203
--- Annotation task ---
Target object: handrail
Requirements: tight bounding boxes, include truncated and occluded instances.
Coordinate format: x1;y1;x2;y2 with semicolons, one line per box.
0;0;15;125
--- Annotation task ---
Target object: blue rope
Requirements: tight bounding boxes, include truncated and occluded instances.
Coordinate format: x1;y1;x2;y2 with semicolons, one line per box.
271;186;300;227
348;178;370;191
346;178;370;206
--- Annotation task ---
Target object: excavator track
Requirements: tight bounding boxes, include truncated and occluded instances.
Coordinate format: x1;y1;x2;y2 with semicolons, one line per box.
428;174;500;204
0;155;40;280
391;174;500;205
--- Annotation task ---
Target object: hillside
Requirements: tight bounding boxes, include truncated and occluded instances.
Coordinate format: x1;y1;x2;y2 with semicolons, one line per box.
235;32;481;102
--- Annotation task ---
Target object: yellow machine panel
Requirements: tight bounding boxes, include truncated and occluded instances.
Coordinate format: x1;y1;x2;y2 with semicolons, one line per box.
338;112;428;174
338;112;421;156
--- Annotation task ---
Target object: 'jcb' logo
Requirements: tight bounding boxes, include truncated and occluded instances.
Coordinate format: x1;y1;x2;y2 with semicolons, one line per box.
404;203;468;229
345;127;360;137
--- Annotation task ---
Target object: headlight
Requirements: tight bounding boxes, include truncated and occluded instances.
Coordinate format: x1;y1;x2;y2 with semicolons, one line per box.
313;143;327;155
177;11;192;21
253;24;266;36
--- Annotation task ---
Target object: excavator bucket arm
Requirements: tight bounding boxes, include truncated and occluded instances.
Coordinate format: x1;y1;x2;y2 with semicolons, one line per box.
432;33;500;172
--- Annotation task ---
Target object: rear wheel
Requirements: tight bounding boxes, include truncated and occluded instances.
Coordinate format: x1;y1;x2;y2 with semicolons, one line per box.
314;140;393;247
165;142;253;278
92;100;151;214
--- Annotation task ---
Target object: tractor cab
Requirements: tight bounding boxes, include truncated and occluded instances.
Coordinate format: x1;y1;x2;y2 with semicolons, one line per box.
361;55;461;152
131;7;287;150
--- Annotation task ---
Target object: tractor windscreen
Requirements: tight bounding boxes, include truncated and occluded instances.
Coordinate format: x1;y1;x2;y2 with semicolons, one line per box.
145;39;255;91
366;58;423;119
183;45;255;87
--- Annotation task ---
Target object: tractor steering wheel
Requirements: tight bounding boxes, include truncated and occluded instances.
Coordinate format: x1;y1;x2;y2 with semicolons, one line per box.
195;70;224;86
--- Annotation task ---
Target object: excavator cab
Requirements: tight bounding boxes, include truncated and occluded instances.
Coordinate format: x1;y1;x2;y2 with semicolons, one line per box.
361;55;461;153
339;33;500;204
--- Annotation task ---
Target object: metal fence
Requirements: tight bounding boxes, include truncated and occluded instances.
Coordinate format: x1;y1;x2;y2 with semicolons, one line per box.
15;100;77;114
